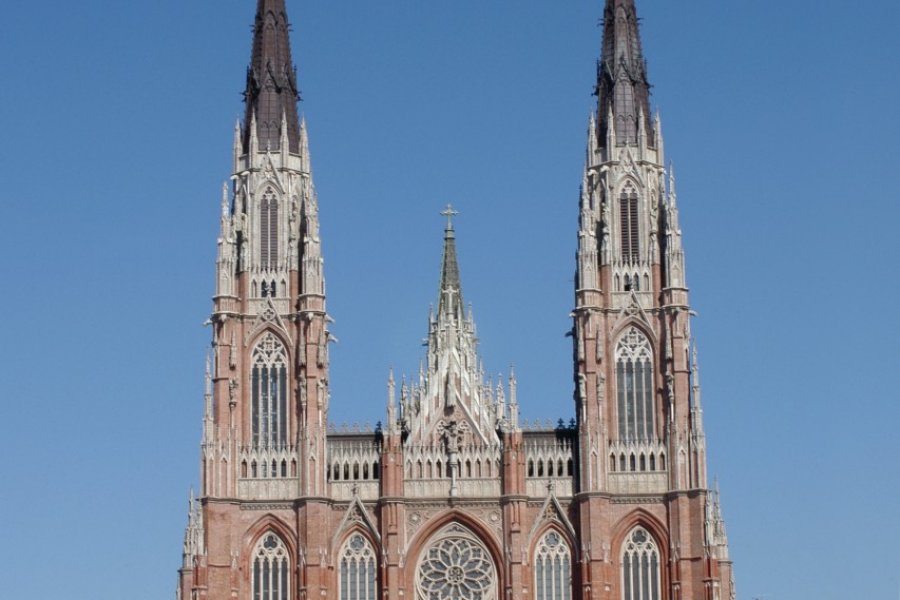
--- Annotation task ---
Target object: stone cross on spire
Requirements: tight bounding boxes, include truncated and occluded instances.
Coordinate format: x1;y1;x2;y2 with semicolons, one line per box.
441;204;459;230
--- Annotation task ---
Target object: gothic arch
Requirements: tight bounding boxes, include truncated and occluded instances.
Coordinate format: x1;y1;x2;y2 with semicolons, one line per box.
612;514;667;600
529;521;577;559
247;330;291;449
609;509;668;567
253;170;286;197
253;182;284;200
334;527;380;600
525;495;578;561
334;524;380;558
531;527;575;600
331;496;381;552
245;298;294;346
242;514;298;562
615;177;644;197
404;511;504;597
610;319;656;349
247;326;292;357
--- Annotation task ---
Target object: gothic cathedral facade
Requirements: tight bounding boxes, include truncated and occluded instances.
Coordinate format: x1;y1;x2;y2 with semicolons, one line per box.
177;2;735;600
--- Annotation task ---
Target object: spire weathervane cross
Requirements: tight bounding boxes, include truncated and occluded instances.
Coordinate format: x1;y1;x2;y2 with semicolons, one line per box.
441;204;459;229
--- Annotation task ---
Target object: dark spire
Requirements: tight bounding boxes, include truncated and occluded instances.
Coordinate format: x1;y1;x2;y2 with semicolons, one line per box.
243;0;301;154
595;0;654;148
437;205;464;319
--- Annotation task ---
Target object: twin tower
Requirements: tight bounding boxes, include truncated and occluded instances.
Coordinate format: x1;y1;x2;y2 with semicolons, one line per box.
177;2;735;600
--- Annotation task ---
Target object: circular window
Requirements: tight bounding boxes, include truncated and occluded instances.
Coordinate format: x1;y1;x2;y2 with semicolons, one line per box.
415;525;496;600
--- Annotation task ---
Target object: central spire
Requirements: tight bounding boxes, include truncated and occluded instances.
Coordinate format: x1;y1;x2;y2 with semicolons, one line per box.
595;0;654;147
437;204;464;319
243;0;301;154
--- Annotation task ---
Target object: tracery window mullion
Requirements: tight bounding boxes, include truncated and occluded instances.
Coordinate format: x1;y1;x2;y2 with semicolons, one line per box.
635;361;645;441
536;557;545;600
279;367;287;447
617;362;626;440
643;361;656;440
631;553;640;600
254;560;262;600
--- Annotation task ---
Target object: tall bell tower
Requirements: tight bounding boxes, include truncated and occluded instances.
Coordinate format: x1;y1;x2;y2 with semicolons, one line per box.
572;1;734;598
179;1;332;598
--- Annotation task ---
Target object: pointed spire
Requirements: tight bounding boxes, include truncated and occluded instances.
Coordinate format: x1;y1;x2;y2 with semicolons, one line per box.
233;119;243;166
243;0;301;154
299;115;311;174
668;162;677;200
221;182;230;218
595;0;654;148
437;204;464;319
691;342;705;432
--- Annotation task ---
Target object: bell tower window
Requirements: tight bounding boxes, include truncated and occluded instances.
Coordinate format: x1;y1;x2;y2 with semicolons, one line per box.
251;332;288;448
619;186;639;262
252;532;290;600
620;527;660;600
260;188;279;270
615;327;654;442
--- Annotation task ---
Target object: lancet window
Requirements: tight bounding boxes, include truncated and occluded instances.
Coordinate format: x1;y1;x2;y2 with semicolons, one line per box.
260;187;279;270
416;524;496;600
339;534;377;600
615;327;654;442
619;186;639;262
252;532;290;600
251;332;288;448
614;82;637;145
534;530;572;600
620;527;660;600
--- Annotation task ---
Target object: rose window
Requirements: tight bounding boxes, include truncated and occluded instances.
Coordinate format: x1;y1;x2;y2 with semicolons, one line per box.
416;526;496;600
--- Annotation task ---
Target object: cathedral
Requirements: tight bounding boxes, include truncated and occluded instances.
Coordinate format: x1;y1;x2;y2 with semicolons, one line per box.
177;1;735;600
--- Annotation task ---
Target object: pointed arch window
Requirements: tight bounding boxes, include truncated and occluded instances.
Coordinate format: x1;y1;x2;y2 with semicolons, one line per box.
615;327;654;442
260;187;279;270
620;527;660;600
253;532;290;600
251;332;288;448
614;82;637;145
534;530;572;600
619;186;639;262
339;534;377;600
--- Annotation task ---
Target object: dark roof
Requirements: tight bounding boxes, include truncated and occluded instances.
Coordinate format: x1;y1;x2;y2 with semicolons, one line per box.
243;0;301;154
595;0;654;148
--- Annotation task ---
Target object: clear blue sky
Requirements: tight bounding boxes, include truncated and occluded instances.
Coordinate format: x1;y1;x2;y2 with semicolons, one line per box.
0;1;898;599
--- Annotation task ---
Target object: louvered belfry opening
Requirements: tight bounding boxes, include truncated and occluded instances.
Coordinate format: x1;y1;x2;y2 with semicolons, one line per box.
619;188;639;262
260;189;279;271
